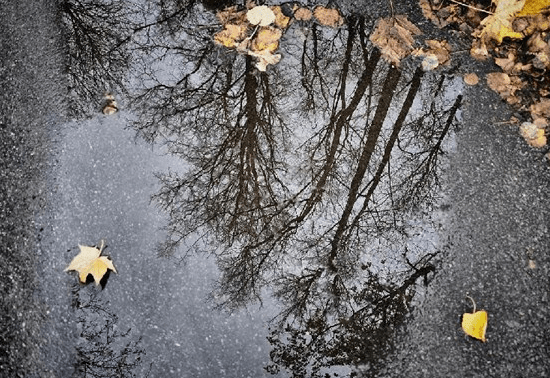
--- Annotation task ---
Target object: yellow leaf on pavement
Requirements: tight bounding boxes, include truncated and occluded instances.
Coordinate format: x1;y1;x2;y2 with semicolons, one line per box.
462;296;488;342
65;242;117;286
462;310;488;342
474;0;526;44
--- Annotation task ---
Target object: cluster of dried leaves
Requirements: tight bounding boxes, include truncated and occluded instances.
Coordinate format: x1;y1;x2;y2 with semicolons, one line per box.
369;14;452;70
213;3;344;71
420;0;550;148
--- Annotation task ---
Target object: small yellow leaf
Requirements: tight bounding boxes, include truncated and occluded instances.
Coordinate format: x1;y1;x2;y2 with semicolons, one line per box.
462;310;488;342
65;243;117;286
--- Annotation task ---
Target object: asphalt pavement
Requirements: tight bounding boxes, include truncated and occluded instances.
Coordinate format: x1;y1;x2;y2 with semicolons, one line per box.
381;80;550;377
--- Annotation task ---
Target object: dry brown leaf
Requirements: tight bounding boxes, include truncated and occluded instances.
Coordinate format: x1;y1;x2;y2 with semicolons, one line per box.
249;49;281;71
313;6;344;27
294;7;312;21
486;72;524;103
414;39;451;70
464;73;480;85
216;6;246;25
370;15;422;65
470;39;490;60
530;98;550;118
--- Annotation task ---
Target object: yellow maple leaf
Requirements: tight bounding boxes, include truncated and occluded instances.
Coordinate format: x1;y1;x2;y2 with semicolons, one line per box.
475;0;526;44
65;242;117;286
462;296;488;342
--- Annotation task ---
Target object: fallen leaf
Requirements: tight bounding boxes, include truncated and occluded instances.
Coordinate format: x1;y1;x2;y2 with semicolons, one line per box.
294;6;312;21
216;6;246;25
520;121;547;147
102;93;118;115
249;49;281;71
474;0;526;45
247;5;276;26
65;242;117;286
271;6;291;29
214;23;248;48
370;15;422;65
313;6;344;28
464;73;480;85
462;296;488;342
414;39;451;70
516;0;550;16
486;72;524;103
251;27;282;53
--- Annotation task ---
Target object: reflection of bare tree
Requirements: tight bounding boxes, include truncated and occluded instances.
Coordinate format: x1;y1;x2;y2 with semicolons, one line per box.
72;287;149;378
59;0;136;114
129;4;462;376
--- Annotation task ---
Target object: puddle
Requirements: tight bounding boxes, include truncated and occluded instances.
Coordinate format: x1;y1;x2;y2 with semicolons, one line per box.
42;1;466;376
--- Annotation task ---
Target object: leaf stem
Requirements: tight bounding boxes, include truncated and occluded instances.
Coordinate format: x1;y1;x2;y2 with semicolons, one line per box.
448;0;494;15
465;295;477;312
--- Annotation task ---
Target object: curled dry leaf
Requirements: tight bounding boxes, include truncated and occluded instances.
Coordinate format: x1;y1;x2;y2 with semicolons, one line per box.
246;5;276;26
370;15;422;66
464;73;480;85
216;6;246;25
249;50;281;71
414;39;451;70
530;98;550;118
486;72;524;104
313;6;344;27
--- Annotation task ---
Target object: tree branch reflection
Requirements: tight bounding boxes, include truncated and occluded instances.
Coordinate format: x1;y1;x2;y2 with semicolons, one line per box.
128;4;462;376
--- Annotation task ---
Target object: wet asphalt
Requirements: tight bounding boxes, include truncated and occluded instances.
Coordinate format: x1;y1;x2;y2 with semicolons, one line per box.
382;82;550;376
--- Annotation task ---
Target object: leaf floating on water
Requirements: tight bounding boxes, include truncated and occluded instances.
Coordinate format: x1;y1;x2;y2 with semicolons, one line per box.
102;93;118;115
462;296;488;342
313;6;344;28
65;241;117;286
370;15;422;65
246;5;276;26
